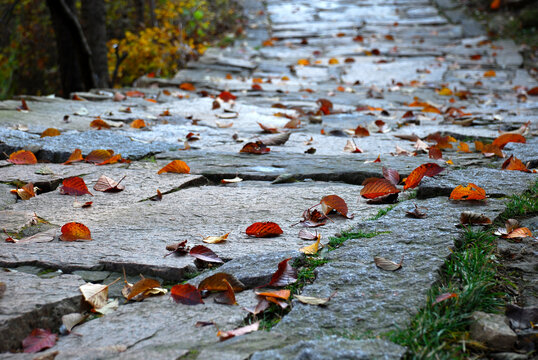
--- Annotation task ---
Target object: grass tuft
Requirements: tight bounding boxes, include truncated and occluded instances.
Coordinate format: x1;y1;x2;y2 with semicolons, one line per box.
368;205;396;220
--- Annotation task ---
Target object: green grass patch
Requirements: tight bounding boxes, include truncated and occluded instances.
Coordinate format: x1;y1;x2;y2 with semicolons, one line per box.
328;230;387;251
495;180;538;224
388;228;504;359
368;205;395;220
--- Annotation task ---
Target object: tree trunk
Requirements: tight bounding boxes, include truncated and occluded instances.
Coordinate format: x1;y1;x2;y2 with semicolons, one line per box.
81;0;110;88
46;0;95;97
133;0;145;28
148;0;157;27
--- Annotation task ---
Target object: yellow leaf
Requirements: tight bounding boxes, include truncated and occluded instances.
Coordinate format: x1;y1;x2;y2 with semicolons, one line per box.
297;59;310;66
203;232;230;244
436;87;453;96
300;234;322;255
328;58;339;65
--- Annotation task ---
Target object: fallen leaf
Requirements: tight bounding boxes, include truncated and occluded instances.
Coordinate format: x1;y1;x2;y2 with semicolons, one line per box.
344;139;363;153
61;313;86;333
126;90;145;97
63;149;84;165
382;167;400;185
457;142;471;153
73;200;93;208
214;278;237;305
501;155;529;172
246;222;283;237
297;209;328;227
433;292;458;305
460;211;491;225
221;176;243;184
89;118;111;129
59;222;92;241
328;58;339;65
7;150;37;165
198;273;245;292
262;132;291;146
189;245;224;263
215;121;233;128
374;256;403;271
93;298;119;315
179;82;196;91
504;227;533;239
360;179;400;200
165;240;189;257
79;282;109;309
22;329;57;353
320;195;352;218
123;277;161;301
404;163;445;190
240;141;270;154
17;98;30;111
406;203;427;218
243;298;271;315
449;183;487;200
297;59;310;66
93;175;126;192
157;160;190;174
149;189;163;201
492;133;526;149
294;291;336;305
267;258;297;287
255;289;291;300
11;182;36;200
60;177;93;196
18;229;57;244
130;119;146;128
354;125;370;137
300;233;322;255
317;99;333;115
96;153;122;166
218;322;259;341
428;146;443;160
218;91;236;102
85;149;114;164
298;229;318;240
41;128;61;137
202;232;229;244
171;284;204;305
483;70;496;77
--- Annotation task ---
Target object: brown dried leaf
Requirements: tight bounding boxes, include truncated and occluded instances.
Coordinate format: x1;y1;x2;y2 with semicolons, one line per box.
198;273;245;292
374;256;403;271
460;211;491;225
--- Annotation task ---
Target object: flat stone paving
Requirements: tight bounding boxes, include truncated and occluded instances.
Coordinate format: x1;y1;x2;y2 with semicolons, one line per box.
0;0;537;358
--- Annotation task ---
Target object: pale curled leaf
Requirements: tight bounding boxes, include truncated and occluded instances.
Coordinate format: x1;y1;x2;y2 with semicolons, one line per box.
294;291;336;306
221;176;243;184
79;283;109;309
298;229;318;240
17;229;57;243
218;322;259;341
93;175;125;192
94;299;119;315
374;256;403;271
61;313;86;332
202;232;229;244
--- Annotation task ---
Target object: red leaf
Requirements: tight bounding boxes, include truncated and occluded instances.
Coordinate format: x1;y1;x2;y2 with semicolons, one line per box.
317;99;333;115
218;91;237;102
528;86;538;96
7;150;37;165
170;284;204;305
491;133;526;149
60;177;93;196
382;167;400;185
189;245;224;263
354;125;370;137
60;222;92;241
125;90;145;97
17;98;30;111
360;179;400;199
22;328;57;353
297;209;327;227
404;163;444;190
96;154;122;166
179;82;196;91
214;278;237;305
246;222;283;237
320;195;352;218
433;292;458;305
267;258;297;287
428;146;443;160
240;141;270;154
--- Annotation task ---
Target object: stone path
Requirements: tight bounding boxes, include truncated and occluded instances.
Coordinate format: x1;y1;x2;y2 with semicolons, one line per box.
0;0;537;358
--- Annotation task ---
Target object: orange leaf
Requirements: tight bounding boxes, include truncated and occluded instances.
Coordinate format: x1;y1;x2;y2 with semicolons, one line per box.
89;118;110;129
320;195;352;218
354;125;370;137
483;70;496;77
421;105;441;114
11;183;36;200
297;59;310;66
170;284;204;305
125;278;161;300
198;273;245;292
267;258;297;287
179;82;196;91
317;99;333;115
125;90;145;97
481;143;504;158
258;122;279;133
7;150;37;165
328;58;339;65
449;183;486;200
130;119;146;128
433;292;458;305
96;154;122;166
491;133;525;149
60;222;92;241
490;0;501;8
251;84;263;91
63;149;83;165
501;155;529;172
457;142;471;153
157;160;190;174
255;289;291;300
246;222;283;237
360;179;400;199
404;163;445;190
504;227;532;239
240;141;270;154
40;128;61;138
60;177;93;196
214;278;237;305
85;149;114;164
218;91;236;102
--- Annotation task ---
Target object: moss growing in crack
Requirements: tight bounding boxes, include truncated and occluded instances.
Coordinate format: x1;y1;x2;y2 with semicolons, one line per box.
328;230;386;251
368;205;395;220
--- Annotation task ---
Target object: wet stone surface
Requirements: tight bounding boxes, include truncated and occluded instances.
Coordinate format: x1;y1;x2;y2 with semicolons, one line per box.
0;0;537;357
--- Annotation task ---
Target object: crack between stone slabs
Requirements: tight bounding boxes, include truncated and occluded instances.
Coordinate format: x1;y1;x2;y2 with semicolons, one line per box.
1;173;91;194
138;175;210;202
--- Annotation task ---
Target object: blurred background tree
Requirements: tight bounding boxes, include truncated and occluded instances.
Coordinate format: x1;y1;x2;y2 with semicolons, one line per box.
0;0;243;99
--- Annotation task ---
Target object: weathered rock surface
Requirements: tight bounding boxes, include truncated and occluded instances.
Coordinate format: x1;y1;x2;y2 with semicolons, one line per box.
0;271;84;352
470;311;517;351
